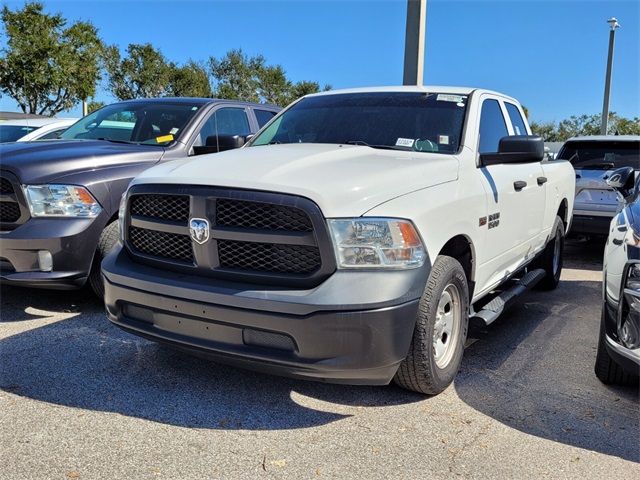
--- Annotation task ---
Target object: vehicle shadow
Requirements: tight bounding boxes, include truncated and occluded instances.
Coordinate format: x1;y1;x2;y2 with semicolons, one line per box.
457;274;639;462
0;286;423;431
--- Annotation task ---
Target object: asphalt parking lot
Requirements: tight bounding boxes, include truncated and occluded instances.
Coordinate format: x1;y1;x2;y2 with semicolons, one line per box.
0;239;638;479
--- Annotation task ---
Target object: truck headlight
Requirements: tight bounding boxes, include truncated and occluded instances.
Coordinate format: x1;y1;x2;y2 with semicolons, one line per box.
24;184;102;217
328;218;426;269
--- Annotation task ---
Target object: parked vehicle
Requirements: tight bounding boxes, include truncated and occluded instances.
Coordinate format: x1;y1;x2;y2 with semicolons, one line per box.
15;118;78;142
0;118;77;143
0;98;280;296
557;135;640;236
598;166;640;385
102;86;575;394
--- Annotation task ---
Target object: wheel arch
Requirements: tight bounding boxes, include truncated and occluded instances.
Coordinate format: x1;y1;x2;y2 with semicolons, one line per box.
557;198;569;231
437;234;476;298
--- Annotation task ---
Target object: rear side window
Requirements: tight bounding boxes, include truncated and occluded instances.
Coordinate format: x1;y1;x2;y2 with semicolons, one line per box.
505;103;528;136
557;141;640;170
478;99;509;153
198;107;251;145
255;109;277;128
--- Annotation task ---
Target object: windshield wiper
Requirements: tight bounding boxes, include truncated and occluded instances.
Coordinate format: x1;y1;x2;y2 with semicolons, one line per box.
576;161;616;170
345;140;409;151
97;137;140;145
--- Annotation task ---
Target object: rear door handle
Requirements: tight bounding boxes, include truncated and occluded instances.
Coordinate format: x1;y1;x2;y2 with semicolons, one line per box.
613;238;624;246
537;176;548;186
514;181;527;191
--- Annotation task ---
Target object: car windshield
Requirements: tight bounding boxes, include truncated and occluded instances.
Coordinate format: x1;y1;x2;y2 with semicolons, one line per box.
60;101;203;146
0;125;40;143
558;140;640;170
250;92;468;154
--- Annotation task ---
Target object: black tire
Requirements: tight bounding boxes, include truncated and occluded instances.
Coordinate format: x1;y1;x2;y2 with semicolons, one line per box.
534;215;564;290
88;221;120;298
594;308;638;385
394;256;469;395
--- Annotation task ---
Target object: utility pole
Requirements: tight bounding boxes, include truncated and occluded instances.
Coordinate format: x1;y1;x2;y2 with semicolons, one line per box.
600;17;620;135
403;0;427;86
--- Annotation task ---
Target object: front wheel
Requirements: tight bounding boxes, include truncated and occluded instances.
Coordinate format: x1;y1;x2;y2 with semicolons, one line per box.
394;256;469;395
88;221;120;298
534;215;565;290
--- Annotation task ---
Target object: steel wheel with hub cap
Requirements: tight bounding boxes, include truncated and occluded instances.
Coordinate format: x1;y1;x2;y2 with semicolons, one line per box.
394;255;469;394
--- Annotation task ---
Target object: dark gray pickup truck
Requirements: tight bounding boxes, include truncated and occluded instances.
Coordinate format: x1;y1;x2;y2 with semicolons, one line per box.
0;97;279;295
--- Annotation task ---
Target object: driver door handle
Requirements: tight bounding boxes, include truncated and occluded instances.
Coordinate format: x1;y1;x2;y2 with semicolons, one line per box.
537;176;548;186
514;181;527;191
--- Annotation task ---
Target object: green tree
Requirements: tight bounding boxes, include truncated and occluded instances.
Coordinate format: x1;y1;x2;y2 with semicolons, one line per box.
86;100;105;113
168;61;212;97
257;64;292;106
209;49;264;102
0;2;103;116
105;43;173;100
530;121;561;142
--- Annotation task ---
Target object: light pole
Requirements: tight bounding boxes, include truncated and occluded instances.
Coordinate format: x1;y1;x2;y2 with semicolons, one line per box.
403;0;427;86
600;17;620;135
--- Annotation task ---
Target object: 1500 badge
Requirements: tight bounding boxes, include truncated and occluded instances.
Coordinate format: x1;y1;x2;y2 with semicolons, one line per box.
480;212;500;229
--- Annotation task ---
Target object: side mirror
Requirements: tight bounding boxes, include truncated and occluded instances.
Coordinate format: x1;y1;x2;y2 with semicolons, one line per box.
192;134;247;155
480;135;544;166
607;166;635;202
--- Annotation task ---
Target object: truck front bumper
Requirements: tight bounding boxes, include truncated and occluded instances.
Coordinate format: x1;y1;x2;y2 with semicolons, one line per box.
0;216;104;289
102;246;429;385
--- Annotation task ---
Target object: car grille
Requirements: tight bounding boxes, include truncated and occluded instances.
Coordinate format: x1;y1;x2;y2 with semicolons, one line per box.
129;226;194;263
0;173;26;227
218;240;321;273
216;199;313;232
130;194;189;223
0;202;21;223
124;186;335;287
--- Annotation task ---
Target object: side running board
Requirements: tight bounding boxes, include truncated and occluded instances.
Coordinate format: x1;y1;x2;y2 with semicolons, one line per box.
471;269;546;326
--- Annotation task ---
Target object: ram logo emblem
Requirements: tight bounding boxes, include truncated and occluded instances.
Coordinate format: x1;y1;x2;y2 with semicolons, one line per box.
189;218;210;245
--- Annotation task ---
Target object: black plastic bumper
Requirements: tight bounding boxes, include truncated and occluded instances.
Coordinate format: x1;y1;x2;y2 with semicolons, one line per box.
570;214;613;236
0;215;105;289
102;246;428;385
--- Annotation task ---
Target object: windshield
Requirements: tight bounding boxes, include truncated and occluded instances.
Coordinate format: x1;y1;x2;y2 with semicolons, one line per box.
0;125;40;143
558;140;640;170
60;101;202;145
250;92;468;154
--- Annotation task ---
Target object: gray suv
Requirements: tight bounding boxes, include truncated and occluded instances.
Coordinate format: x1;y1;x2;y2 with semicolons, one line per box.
0;97;279;295
557;135;640;235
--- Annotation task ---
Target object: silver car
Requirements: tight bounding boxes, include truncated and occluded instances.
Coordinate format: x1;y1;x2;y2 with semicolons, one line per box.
557;135;640;235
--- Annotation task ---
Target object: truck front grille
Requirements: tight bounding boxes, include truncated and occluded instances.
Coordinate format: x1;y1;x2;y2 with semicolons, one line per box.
124;186;336;287
216;199;313;232
218;240;321;273
0;173;26;228
129;226;194;263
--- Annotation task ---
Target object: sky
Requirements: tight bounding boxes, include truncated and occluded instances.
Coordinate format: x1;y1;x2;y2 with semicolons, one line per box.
0;0;638;123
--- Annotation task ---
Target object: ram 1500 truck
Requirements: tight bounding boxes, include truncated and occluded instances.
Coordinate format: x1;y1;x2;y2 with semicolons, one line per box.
0;98;279;296
102;87;575;394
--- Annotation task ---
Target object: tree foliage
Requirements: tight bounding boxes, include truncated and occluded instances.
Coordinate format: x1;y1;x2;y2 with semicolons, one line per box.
0;2;103;116
209;49;330;106
168;61;212;98
531;113;640;142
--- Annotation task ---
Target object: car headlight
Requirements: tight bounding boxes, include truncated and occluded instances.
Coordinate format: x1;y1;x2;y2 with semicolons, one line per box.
23;184;102;217
328;218;425;269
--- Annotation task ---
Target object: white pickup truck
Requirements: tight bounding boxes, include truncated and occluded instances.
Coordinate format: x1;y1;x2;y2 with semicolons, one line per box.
102;86;575;394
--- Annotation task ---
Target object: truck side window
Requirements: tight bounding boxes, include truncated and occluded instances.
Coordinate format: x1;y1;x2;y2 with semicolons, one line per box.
505;103;528;136
255;110;277;128
479;99;509;154
197;107;251;145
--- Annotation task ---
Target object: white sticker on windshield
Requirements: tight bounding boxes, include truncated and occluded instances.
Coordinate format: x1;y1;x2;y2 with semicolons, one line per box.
514;126;521;135
438;135;449;145
437;94;465;103
395;138;415;148
170;127;179;135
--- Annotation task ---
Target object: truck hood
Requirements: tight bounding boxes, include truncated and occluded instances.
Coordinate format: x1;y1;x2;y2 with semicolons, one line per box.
0;140;164;184
132;143;459;217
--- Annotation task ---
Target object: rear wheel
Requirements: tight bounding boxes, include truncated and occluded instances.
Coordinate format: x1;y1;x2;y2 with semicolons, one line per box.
88;221;119;298
534;215;564;290
394;256;469;395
